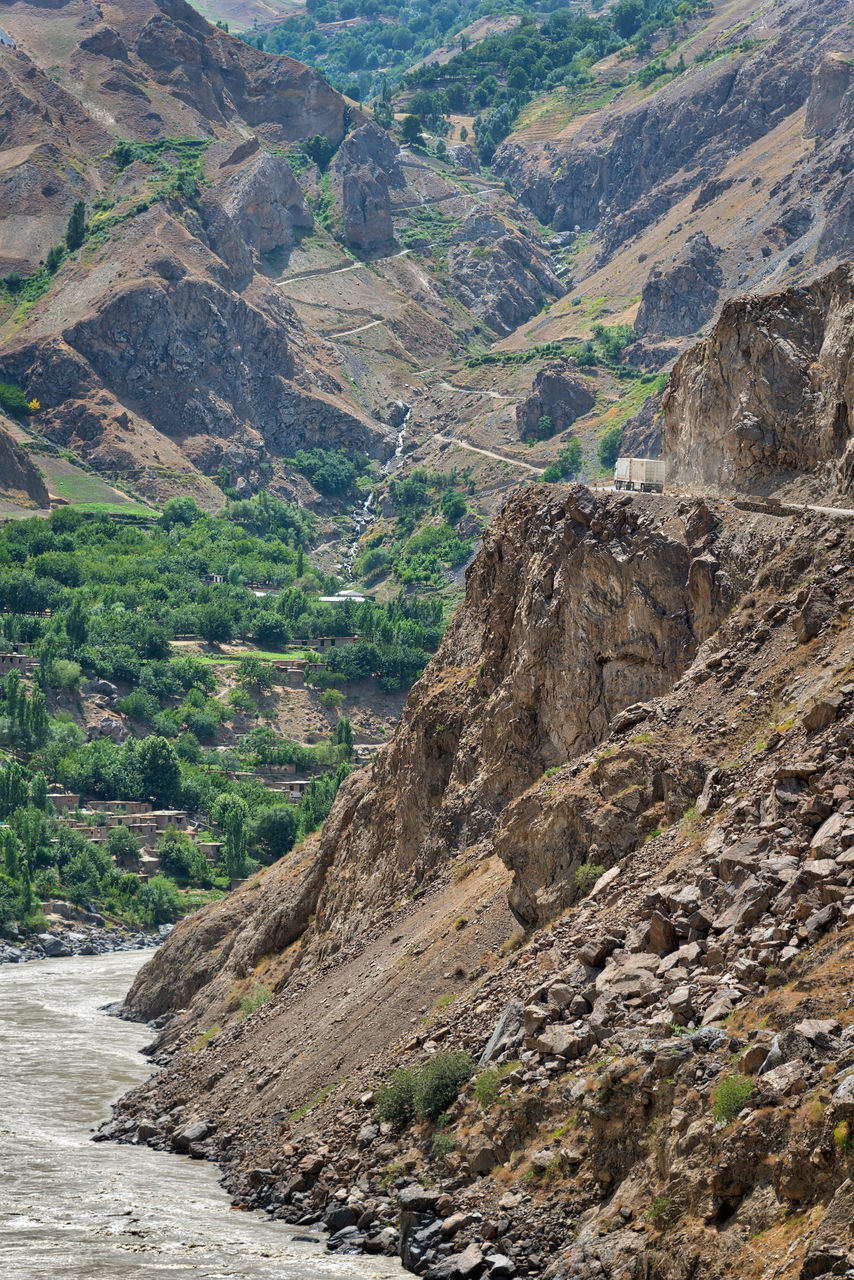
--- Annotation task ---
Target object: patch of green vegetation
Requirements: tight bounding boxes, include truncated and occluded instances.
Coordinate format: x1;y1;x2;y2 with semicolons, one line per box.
575;862;605;895
239;982;274;1017
191;1024;221;1051
375;1051;475;1129
290;1081;338;1122
542;438;582;484
473;1060;518;1109
712;1074;754;1125
645;1194;672;1225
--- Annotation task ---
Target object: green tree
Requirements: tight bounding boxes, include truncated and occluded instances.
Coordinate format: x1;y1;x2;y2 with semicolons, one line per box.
2;828;19;880
136;736;181;807
18;858;33;918
213;794;250;879
598;424;622;470
107;825;141;868
65;596;88;649
542;438;582;483
30;771;48;811
401;114;424;146
65;200;86;253
336;715;354;752
252;804;299;861
139;875;182;925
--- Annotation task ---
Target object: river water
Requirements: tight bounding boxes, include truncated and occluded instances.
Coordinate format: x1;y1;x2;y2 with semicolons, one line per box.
0;951;402;1280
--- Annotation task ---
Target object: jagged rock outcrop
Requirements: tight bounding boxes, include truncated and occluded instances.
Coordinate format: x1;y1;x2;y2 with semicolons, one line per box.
662;261;854;496
805;51;854;137
449;143;480;174
126;0;352;143
331;121;404;253
211;143;312;257
0;420;49;506
515;361;596;440
446;213;564;335
635;233;723;338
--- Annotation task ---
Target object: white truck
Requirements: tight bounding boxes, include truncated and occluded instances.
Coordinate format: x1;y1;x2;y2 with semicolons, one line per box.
613;457;666;493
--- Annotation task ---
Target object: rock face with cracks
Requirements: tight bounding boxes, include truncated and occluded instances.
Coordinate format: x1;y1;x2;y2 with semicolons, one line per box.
662;262;854;497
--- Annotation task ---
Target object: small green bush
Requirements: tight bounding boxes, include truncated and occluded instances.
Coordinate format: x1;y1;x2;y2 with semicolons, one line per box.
240;983;274;1017
645;1194;671;1224
474;1068;500;1109
834;1119;851;1153
598;424;622;470
375;1051;474;1129
432;1130;456;1159
712;1073;754;1125
375;1066;417;1129
575;862;605;895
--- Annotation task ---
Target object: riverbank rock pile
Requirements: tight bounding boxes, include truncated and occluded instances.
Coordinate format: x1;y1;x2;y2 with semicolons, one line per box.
0;903;161;964
110;479;854;1280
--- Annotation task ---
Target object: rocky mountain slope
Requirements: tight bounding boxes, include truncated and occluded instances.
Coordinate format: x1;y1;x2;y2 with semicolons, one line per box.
115;478;854;1280
496;0;854;362
0;0;566;513
0;418;50;506
107;247;854;1279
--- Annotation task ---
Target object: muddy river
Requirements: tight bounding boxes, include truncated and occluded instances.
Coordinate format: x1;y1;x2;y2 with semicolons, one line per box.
0;950;402;1280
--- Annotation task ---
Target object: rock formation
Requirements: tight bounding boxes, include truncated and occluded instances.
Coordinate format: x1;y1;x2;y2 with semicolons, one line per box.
662;261;854;497
331;121;405;253
0;420;49;506
446;213;564;335
515;362;596;440
635;233;723;338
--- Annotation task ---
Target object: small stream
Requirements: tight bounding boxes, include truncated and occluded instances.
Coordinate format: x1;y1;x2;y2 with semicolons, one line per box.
343;409;410;580
0;951;403;1280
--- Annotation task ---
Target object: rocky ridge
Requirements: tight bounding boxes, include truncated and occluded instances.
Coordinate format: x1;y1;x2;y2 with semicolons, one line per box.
0;419;50;506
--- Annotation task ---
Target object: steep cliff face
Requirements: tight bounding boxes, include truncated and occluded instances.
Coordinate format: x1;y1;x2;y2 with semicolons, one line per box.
331;122;405;253
515;362;596;441
662;262;854;497
635;232;723;338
